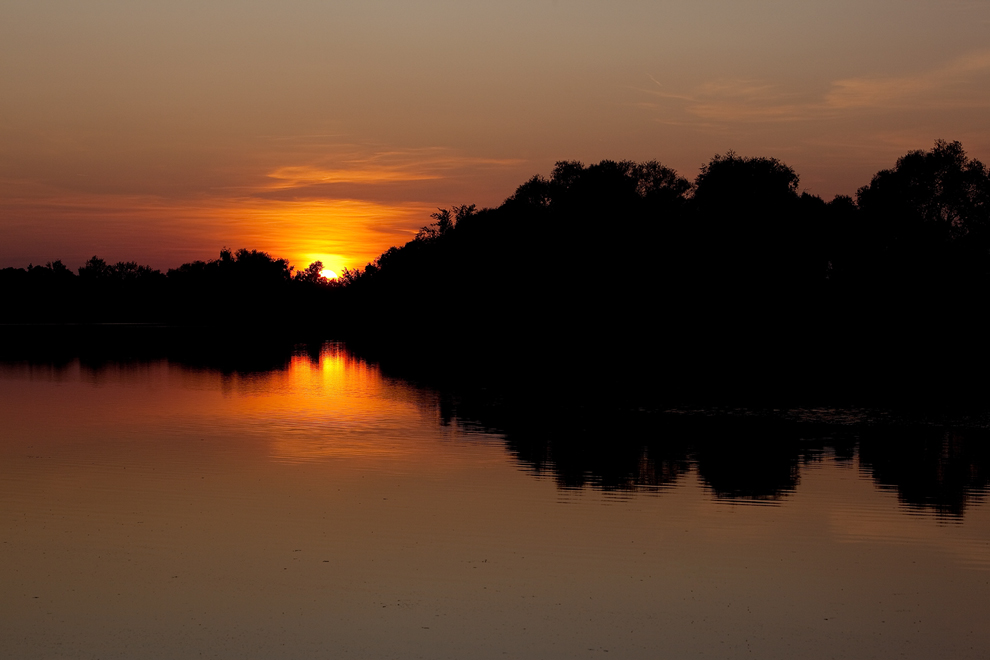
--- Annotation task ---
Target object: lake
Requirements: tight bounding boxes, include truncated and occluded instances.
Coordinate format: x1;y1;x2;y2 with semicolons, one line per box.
1;341;988;659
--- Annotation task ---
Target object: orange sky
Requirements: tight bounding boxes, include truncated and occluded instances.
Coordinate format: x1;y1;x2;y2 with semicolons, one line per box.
2;0;990;273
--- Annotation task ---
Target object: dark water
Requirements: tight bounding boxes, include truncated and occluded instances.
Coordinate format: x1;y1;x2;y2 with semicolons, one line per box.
1;343;988;659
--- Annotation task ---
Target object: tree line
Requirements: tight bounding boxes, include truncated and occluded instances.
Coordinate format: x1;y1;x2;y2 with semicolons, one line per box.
0;247;337;328
3;140;988;400
336;140;990;402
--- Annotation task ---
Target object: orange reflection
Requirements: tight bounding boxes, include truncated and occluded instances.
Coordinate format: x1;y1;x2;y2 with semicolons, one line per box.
164;344;449;463
0;345;493;470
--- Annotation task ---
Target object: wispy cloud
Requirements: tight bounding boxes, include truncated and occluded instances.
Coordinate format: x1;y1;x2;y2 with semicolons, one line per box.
260;146;524;194
825;50;990;110
645;49;990;125
266;165;440;189
1;144;528;271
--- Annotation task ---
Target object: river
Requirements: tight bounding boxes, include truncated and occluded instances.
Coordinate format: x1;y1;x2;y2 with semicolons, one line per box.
1;342;988;659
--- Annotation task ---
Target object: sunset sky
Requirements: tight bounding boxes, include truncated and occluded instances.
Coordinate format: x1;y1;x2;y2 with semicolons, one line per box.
3;0;989;274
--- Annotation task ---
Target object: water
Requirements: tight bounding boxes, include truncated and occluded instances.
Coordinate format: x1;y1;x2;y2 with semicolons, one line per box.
1;343;988;659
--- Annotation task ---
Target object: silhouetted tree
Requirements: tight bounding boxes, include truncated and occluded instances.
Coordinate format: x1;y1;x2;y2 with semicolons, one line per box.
78;256;110;280
295;260;326;284
4;142;990;401
854;140;990;292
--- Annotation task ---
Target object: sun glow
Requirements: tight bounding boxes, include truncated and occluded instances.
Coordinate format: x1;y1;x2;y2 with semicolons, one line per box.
296;249;358;282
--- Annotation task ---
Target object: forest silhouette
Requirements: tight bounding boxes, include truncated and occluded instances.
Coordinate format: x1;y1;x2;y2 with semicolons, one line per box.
3;139;989;402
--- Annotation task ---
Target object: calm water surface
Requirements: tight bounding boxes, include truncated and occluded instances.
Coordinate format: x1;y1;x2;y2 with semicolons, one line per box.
1;344;988;659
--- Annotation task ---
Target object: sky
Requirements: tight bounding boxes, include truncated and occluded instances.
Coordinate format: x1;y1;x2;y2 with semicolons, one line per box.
2;0;989;274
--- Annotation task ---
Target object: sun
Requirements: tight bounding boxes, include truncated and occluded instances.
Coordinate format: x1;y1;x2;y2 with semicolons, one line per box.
320;269;338;280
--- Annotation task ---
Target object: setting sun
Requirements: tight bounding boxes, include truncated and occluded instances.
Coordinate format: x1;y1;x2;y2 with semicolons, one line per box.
320;269;338;280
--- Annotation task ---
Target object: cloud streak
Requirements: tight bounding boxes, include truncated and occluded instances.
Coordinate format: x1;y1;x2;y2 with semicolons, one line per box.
259;146;524;194
826;50;990;110
646;49;990;125
266;165;440;189
0;144;528;271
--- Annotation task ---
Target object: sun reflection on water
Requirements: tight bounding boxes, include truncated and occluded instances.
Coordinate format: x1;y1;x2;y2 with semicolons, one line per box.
211;344;436;463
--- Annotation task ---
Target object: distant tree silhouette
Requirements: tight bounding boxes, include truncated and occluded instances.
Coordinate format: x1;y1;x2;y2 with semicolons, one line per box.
328;142;990;401
855;140;990;291
858;140;989;241
294;260;327;284
693;152;798;206
3;140;989;401
78;256;110;279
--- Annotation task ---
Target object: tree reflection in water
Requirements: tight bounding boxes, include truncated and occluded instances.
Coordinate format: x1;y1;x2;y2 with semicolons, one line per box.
4;337;988;520
438;395;990;519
